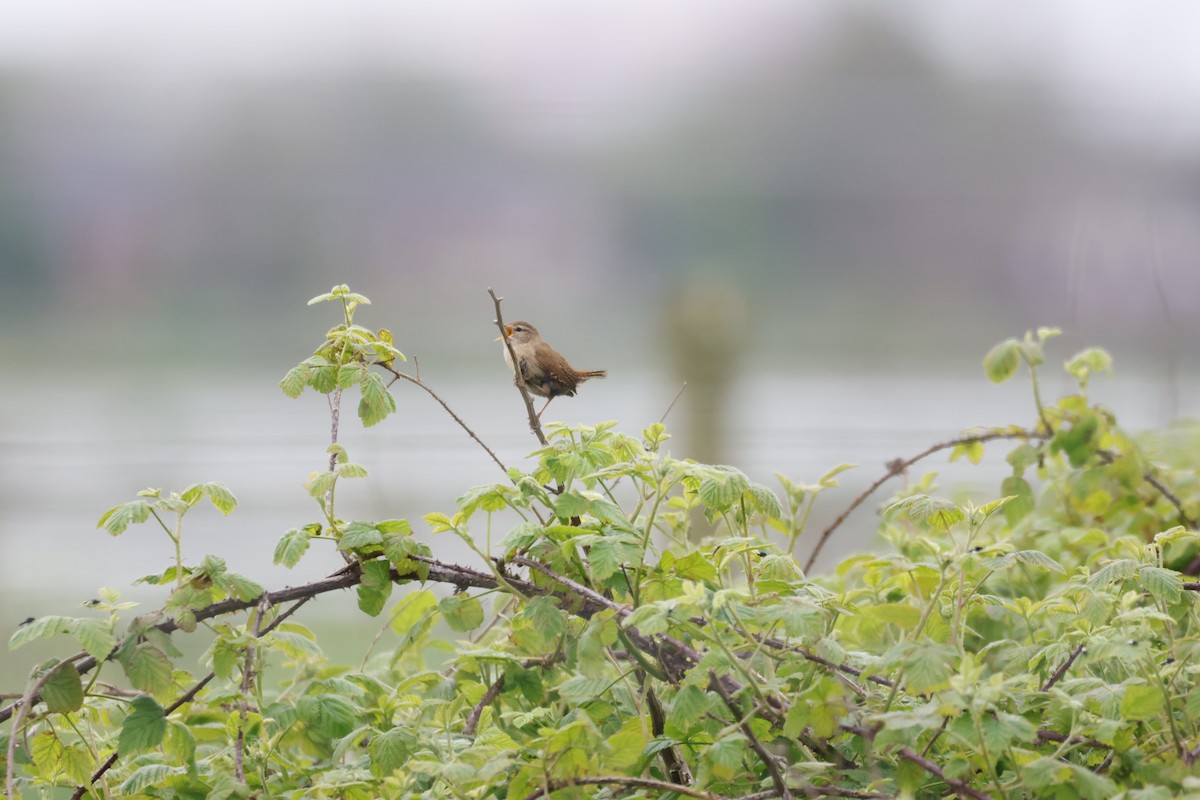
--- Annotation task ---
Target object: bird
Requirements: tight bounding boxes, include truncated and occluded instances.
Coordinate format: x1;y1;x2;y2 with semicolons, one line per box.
496;321;607;418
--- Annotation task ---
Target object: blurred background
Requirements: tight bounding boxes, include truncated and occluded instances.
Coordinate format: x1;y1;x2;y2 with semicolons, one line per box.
4;1;1200;680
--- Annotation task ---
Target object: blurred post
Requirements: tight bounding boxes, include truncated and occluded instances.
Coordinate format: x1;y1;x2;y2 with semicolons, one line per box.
665;276;750;472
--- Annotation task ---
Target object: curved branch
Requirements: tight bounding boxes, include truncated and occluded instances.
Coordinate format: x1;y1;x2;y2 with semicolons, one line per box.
804;429;1043;572
377;362;508;474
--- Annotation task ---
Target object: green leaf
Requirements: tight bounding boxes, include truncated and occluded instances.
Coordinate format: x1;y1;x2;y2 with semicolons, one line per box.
69;617;116;661
41;661;84;714
671;685;714;728
377;519;412;536
274;527;312;568
118;643;174;695
888;495;964;531
336;462;369;479
359;371;397;427
520;596;565;642
745;482;783;519
424;512;455;533
501;521;543;555
1008;550;1066;574
389;589;439;636
440;593;484;632
999;476;1035;525
120;764;184;795
357;559;393;617
339;521;383;551
279;365;308;398
891;641;955;694
215;572;264;603
118;696;167;756
1121;683;1164;721
553;492;588;520
192;482;238;515
296;694;358;740
983;338;1021;383
1087;559;1138;592
97;500;151;536
370;727;413;777
1139;565;1182;604
9;616;72;650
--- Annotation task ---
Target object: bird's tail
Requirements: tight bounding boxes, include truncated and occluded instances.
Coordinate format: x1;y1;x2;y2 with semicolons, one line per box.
578;369;607;381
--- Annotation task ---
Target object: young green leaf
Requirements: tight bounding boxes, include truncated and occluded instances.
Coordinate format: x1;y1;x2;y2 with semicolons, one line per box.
274;527;312;568
983;338;1021;383
118;696;167;756
41;661;84;714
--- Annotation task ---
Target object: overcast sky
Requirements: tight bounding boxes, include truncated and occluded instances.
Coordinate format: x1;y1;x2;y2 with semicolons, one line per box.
4;1;1200;148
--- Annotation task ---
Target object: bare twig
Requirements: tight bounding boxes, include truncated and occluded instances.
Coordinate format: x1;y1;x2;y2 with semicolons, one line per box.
1040;644;1085;692
896;746;994;800
804;429;1043;572
659;381;688;425
378;362;508;473
489;288;549;447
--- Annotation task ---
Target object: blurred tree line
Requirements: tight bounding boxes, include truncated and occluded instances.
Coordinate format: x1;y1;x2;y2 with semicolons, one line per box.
1;14;1197;372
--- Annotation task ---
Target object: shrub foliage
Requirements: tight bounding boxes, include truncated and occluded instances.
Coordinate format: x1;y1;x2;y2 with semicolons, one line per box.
5;289;1200;800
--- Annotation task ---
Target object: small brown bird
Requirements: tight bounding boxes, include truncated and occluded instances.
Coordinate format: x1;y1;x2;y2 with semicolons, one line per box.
497;321;607;418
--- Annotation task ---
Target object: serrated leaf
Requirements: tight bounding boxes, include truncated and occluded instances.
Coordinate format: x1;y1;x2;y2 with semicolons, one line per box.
1009;550;1065;574
339;522;383;551
1139;565;1182;604
1087;559;1138;591
118;643;174;694
424;512;455;533
370;727;412;777
215;572;264;603
118;696;166;756
97;500;151;536
377;519;411;535
439;593;484;632
279;365;308;398
41;661;84;714
195;482;237;515
296;694;357;740
120;763;184;795
357;559;393;617
501;521;543;555
336;462;369;479
69;617;116;661
671;685;714;728
10;615;73;651
359;371;396;427
983;338;1021;384
745;482;783;519
274;527;312;568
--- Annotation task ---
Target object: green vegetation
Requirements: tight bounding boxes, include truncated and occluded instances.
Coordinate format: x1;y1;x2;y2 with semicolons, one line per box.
4;288;1200;799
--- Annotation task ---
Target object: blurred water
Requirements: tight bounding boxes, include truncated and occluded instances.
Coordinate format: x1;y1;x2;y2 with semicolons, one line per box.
3;365;1192;612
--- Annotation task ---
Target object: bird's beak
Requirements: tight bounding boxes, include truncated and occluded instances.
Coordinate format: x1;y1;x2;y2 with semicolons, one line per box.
495;325;513;341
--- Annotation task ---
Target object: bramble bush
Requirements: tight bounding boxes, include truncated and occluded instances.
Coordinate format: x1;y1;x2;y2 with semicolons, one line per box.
5;286;1200;800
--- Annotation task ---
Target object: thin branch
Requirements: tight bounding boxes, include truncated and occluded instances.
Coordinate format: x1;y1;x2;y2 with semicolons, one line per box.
463;674;505;737
1039;643;1086;692
378;361;508;474
804;429;1043;572
710;672;793;800
489;288;549;447
895;746;994;800
659;382;688;425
